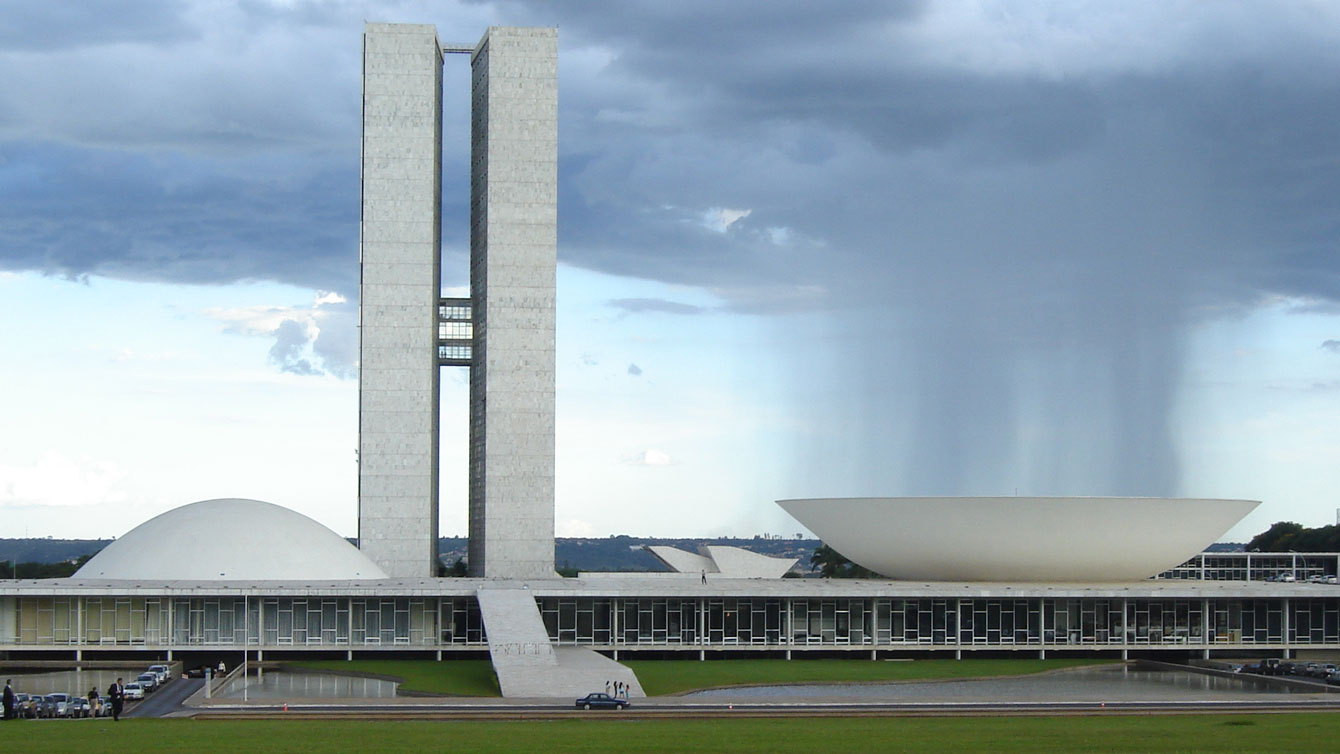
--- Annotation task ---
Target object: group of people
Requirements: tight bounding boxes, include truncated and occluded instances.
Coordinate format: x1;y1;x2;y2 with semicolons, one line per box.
604;679;630;699
1;678;123;721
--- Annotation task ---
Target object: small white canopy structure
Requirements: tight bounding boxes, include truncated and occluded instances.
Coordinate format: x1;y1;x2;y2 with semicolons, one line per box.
74;498;388;581
778;497;1259;582
644;545;797;579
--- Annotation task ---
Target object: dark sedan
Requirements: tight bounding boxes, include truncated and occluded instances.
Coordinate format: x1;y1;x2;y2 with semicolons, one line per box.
575;692;629;710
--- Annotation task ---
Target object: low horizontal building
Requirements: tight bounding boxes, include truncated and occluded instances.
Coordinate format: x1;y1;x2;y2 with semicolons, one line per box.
3;576;1338;662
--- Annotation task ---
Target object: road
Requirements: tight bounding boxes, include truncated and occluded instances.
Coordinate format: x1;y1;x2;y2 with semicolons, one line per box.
179;696;1340;720
127;678;204;719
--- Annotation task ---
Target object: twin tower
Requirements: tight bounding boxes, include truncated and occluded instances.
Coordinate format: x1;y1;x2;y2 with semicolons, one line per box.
358;24;557;579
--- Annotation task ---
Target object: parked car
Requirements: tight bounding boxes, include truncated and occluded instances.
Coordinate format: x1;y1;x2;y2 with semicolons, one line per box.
575;692;629;710
1252;658;1289;676
64;697;91;718
13;693;38;719
122;682;145;701
136;672;158;692
1278;573;1297;583
1327;575;1338;585
148;664;171;683
1328;671;1340;687
43;693;71;718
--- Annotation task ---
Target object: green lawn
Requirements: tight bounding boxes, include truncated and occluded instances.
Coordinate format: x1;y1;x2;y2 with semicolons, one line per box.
288;659;499;696
627;658;1112;696
11;715;1340;754
284;658;1107;698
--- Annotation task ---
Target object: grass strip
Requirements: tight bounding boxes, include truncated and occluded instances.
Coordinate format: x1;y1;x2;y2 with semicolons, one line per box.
627;658;1112;696
288;659;499;696
11;714;1340;754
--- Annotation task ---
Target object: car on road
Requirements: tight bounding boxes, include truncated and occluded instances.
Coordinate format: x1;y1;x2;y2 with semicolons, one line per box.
575;692;629;710
148;664;171;683
123;682;145;701
136;672;159;692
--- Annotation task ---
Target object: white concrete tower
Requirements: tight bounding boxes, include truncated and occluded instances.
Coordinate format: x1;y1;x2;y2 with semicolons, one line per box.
357;23;443;577
467;27;558;578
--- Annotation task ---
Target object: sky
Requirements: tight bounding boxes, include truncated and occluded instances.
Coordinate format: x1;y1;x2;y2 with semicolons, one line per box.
2;1;1339;544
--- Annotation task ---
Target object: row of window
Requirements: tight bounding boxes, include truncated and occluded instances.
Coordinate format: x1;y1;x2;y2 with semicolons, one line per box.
538;597;1340;647
7;595;1340;648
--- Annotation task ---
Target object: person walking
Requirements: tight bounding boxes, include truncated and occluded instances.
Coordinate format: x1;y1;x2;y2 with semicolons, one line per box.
88;686;100;717
107;677;125;721
2;679;15;721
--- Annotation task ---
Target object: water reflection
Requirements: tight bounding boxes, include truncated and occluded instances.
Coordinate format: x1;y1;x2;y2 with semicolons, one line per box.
6;669;145;697
218;672;398;699
685;666;1321;702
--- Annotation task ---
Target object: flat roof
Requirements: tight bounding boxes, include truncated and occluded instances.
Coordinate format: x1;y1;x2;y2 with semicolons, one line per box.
4;577;1337;600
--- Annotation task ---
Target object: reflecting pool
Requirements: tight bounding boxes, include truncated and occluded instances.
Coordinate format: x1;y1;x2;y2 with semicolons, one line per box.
217;671;398;699
684;666;1319;702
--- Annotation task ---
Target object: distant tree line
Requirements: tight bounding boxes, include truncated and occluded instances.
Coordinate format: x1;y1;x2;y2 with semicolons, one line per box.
5;554;93;579
1247;522;1340;552
809;544;876;578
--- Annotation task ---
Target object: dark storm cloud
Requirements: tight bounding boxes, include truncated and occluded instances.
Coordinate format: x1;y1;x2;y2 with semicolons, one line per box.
4;1;1340;494
0;142;358;294
0;0;194;52
608;298;706;316
507;1;1340;497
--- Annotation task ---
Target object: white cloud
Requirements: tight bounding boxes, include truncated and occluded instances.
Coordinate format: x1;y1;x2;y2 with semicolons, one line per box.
0;451;128;507
557;518;597;537
701;207;751;233
630;449;673;467
765;226;793;246
201;291;356;377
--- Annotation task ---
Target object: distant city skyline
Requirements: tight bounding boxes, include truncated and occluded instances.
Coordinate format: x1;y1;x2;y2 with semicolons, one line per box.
2;2;1339;542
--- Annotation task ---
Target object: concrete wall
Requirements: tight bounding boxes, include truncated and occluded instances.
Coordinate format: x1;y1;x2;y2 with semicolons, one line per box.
358;23;443;577
468;27;558;578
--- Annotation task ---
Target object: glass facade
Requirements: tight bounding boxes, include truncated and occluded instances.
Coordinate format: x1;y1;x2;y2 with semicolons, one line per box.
1160;553;1340;581
4;593;1338;652
5;596;483;649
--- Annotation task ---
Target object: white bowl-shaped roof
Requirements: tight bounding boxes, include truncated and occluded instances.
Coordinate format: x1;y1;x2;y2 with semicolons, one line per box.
74;498;388;581
778;497;1259;582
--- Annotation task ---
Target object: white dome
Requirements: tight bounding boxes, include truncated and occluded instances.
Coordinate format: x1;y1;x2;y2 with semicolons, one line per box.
74;498;388;580
778;497;1259;582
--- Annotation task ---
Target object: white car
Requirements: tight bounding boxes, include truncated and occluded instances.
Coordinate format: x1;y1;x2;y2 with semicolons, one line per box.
148;664;171;683
123;682;145;700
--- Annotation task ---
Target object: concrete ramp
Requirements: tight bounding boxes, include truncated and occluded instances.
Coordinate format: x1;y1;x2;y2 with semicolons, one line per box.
475;587;642;699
